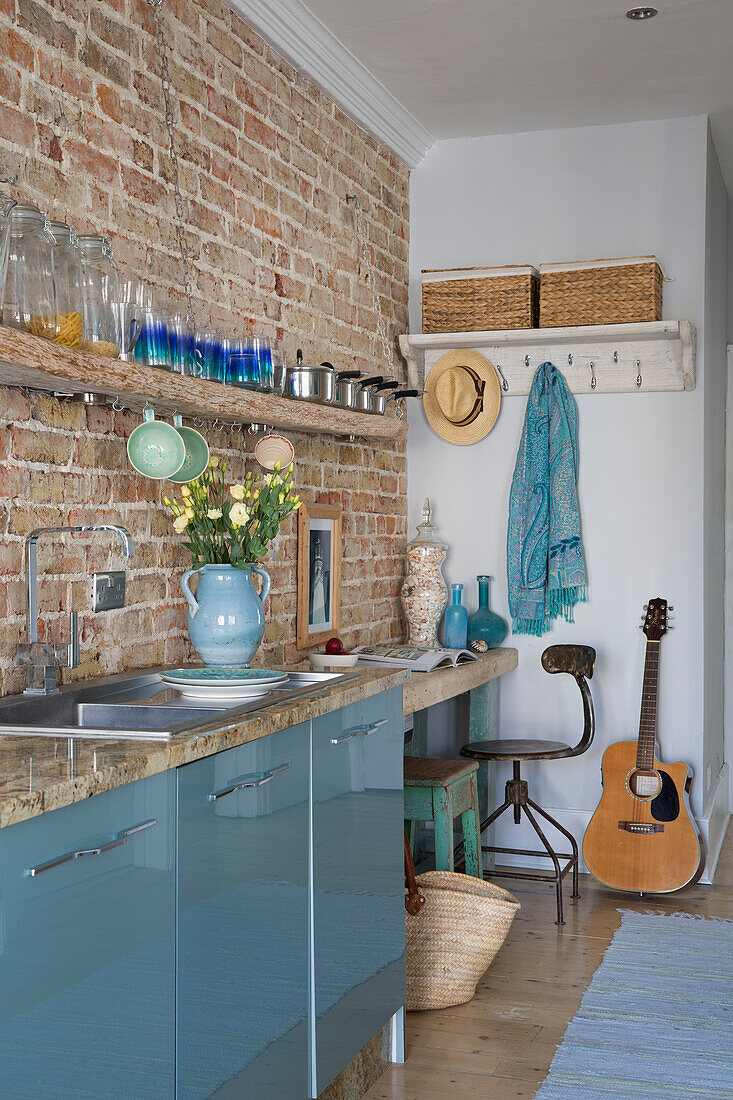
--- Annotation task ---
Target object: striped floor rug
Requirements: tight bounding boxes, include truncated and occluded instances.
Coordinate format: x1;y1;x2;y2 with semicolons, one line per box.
535;910;733;1099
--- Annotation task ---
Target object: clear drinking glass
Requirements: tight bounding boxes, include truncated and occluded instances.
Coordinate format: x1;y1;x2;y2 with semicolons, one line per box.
76;234;120;357
2;204;58;341
46;221;84;348
270;341;286;396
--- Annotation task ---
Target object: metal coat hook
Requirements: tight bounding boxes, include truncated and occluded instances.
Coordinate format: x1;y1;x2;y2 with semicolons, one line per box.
232;422;243;434
493;363;506;393
143;399;152;412
567;353;573;367
613;350;619;364
111;395;124;412
212;418;225;431
589;362;597;390
193;416;204;427
524;354;531;368
248;423;260;436
636;358;642;389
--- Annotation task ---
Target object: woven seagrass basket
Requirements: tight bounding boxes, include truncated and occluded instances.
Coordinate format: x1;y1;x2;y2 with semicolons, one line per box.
422;266;538;333
406;871;520;1011
539;257;663;327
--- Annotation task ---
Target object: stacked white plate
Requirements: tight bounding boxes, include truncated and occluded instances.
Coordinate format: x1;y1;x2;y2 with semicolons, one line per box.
160;667;289;701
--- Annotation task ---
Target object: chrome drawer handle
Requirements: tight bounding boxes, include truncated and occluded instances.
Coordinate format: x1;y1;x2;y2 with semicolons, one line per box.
209;763;290;802
330;718;388;745
28;819;157;877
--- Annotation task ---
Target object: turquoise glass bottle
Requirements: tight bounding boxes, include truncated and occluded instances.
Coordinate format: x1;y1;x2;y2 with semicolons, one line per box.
443;583;468;650
467;575;508;650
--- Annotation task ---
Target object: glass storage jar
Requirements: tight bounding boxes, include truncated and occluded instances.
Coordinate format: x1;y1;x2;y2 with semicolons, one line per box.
77;234;120;358
2;204;58;341
400;498;448;648
46;221;84;348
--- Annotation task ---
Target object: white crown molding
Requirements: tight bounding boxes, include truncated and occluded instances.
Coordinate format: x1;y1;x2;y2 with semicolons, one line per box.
226;0;434;168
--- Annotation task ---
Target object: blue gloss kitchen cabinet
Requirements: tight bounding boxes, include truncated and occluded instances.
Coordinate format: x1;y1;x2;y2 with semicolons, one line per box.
0;770;176;1100
311;687;406;1096
176;722;310;1100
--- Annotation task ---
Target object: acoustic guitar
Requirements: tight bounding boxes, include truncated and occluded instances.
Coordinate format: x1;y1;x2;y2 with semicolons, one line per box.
583;597;704;894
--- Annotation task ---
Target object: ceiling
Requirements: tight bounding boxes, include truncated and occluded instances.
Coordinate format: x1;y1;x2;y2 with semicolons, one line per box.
238;0;733;186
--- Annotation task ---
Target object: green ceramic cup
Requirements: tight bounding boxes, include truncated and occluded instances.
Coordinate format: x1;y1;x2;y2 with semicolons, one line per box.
127;407;186;480
170;414;210;483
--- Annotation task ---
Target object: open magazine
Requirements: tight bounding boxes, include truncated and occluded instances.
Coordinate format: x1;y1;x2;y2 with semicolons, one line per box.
353;644;478;672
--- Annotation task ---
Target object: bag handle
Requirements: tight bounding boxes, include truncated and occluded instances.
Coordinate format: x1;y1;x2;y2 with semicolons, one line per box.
404;830;425;916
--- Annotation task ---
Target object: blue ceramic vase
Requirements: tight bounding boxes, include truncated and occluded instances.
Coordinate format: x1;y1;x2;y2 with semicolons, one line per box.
443;583;468;649
467;575;508;650
180;563;271;667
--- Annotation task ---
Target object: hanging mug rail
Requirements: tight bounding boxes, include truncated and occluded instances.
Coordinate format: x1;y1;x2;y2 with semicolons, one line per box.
398;320;696;396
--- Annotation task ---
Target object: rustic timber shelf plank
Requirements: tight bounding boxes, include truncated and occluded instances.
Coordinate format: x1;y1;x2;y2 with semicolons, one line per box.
399;320;696;395
0;325;406;441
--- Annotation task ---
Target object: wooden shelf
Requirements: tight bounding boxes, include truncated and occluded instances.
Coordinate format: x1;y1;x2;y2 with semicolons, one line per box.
0;325;406;441
399;320;696;395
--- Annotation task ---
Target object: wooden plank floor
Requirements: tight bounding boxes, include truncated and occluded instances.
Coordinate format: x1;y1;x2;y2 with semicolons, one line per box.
365;824;733;1099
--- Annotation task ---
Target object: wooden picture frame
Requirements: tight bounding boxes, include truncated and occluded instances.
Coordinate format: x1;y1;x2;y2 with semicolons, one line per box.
297;502;342;650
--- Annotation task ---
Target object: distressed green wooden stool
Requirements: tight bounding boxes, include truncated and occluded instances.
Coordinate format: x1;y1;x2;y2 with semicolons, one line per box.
404;757;483;879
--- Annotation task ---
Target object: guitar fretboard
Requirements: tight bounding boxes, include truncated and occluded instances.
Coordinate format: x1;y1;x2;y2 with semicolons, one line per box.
636;638;659;770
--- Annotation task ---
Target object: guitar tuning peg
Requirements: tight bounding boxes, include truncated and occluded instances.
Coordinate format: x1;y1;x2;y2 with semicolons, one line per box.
669;605;674;611
643;604;648;611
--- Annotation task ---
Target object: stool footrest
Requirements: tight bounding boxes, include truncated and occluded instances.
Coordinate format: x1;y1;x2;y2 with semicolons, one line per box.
481;844;576;882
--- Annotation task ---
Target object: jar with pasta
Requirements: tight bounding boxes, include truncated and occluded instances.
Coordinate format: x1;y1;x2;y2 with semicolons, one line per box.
77;234;120;358
2;204;59;341
46;221;84;348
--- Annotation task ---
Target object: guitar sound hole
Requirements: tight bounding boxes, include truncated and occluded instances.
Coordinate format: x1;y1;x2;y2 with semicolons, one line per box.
628;769;662;800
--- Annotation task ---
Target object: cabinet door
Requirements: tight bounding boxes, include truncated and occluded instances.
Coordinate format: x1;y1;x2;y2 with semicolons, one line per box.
177;724;310;1100
312;687;406;1095
0;771;175;1100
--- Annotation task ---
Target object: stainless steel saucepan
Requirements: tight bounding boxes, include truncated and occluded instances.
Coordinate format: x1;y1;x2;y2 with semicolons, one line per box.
355;378;399;413
369;387;420;415
283;351;337;404
333;370;364;409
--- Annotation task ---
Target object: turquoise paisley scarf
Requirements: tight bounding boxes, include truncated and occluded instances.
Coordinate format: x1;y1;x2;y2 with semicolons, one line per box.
507;362;587;636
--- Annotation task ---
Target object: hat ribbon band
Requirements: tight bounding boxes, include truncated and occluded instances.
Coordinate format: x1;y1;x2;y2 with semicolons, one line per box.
446;365;485;426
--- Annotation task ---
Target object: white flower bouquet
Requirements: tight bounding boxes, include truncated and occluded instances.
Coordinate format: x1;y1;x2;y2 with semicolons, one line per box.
164;456;300;568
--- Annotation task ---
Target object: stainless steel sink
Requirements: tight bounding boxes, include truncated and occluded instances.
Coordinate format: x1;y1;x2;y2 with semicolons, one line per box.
0;668;362;741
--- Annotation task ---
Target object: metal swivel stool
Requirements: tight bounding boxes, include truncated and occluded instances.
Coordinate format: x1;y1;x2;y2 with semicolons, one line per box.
460;644;596;924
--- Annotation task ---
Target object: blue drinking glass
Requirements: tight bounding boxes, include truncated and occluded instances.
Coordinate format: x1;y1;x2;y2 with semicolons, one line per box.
253;338;273;392
168;314;197;376
196;329;227;382
226;338;260;389
134;309;170;369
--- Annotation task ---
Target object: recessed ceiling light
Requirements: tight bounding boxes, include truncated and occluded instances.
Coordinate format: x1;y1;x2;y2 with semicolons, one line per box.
626;6;658;18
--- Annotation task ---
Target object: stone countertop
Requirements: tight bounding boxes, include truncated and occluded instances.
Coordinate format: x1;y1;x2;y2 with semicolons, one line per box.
402;647;518;714
0;667;409;831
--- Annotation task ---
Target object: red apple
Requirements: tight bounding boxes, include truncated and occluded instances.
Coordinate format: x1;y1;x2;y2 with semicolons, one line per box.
325;637;344;655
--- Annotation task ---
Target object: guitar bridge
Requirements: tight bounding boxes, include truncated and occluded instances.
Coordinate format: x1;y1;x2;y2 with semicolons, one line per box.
618;821;664;834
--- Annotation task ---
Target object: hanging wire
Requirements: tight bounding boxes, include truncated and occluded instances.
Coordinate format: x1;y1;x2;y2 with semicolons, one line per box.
145;0;196;327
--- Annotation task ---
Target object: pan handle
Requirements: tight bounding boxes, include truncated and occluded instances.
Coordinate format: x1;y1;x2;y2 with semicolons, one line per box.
336;370;363;381
358;375;384;388
387;389;420;402
374;380;400;392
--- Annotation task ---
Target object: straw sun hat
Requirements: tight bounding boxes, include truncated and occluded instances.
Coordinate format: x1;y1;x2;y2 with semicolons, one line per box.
423;350;501;445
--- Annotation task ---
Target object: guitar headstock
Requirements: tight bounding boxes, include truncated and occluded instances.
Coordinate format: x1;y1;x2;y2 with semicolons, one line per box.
642;597;669;640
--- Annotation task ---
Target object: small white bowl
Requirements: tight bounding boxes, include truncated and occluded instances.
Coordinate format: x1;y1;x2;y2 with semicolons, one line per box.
309;652;359;669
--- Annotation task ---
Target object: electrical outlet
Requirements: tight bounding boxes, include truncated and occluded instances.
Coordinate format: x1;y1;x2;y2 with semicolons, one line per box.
92;571;126;612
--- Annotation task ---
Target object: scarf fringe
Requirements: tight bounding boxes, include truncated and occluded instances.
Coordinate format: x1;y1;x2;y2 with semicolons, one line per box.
513;586;586;636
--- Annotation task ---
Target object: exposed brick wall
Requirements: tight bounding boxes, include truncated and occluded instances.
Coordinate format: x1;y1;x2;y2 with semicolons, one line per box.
0;0;409;693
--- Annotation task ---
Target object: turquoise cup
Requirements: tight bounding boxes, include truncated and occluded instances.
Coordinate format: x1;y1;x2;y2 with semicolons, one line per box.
170;414;210;484
127;408;186;480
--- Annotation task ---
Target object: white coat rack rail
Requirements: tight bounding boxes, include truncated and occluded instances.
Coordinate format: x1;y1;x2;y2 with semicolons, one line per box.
398;320;696;396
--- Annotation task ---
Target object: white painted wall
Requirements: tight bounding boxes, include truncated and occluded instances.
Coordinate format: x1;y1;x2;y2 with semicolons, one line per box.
407;116;729;876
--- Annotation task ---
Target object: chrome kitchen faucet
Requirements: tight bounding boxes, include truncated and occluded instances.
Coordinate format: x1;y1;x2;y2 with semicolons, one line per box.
17;525;135;694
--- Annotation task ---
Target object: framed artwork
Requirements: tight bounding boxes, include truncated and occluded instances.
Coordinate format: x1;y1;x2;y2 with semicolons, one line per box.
297;502;342;650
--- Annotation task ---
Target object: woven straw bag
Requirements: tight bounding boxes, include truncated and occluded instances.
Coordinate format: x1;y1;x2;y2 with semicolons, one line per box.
405;858;520;1011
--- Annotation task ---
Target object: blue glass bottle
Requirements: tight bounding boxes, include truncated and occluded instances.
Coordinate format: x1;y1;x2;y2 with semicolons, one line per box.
467;575;508;650
443;583;468;650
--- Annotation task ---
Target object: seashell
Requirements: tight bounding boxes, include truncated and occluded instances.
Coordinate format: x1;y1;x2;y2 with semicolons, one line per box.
254;432;295;471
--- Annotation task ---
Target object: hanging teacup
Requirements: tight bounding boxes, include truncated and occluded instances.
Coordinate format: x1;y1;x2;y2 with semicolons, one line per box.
127;406;186;480
254;432;295;471
169;414;210;483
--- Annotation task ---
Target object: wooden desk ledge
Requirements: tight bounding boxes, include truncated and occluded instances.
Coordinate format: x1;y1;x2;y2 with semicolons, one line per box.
402;647;518;715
